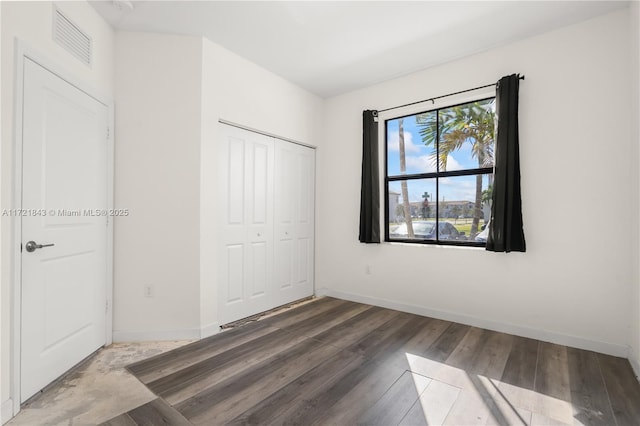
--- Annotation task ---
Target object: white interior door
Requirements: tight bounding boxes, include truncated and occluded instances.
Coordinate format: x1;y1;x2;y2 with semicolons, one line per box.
20;58;108;402
219;124;275;324
274;140;315;306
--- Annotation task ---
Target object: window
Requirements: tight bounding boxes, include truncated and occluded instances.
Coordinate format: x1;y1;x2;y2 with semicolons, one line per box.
385;98;495;246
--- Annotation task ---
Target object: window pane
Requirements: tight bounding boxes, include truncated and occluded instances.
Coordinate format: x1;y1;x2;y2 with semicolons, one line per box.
385;97;495;246
388;179;436;241
387;112;436;176
438;99;495;171
438;174;492;241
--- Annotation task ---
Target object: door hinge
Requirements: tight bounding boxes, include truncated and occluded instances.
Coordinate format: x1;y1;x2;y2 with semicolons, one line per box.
107;127;110;139
105;300;109;314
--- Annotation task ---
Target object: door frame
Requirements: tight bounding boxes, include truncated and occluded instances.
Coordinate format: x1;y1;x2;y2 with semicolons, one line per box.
9;40;114;416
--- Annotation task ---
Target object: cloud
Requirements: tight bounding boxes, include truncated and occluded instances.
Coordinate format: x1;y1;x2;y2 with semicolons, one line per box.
405;155;434;172
387;131;421;154
444;155;462;171
440;176;478;201
403;154;461;174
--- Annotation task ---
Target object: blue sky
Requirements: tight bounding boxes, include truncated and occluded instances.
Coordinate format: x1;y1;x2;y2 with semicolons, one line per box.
386;114;490;203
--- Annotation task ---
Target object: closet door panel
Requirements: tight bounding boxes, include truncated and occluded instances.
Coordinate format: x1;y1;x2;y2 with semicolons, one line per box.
219;124;274;324
221;134;246;310
296;147;315;290
249;241;267;297
245;139;274;303
274;140;315;305
227;138;245;226
225;244;244;303
251;143;269;225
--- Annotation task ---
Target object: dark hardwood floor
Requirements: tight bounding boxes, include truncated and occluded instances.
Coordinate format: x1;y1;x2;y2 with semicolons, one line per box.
102;297;640;425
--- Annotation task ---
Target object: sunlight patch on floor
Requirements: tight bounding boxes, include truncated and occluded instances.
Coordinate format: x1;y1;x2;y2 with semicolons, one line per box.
405;352;574;425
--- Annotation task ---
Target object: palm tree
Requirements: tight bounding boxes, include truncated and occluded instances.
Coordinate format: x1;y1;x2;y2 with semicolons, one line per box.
482;185;493;207
416;100;495;236
398;119;414;238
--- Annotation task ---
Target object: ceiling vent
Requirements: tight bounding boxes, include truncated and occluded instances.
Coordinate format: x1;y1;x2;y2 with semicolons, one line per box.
53;7;92;67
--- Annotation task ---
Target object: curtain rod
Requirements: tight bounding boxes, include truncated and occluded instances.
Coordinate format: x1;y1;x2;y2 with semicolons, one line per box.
377;74;525;114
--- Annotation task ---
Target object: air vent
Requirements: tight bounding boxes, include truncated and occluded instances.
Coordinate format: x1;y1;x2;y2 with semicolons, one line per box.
53;7;92;67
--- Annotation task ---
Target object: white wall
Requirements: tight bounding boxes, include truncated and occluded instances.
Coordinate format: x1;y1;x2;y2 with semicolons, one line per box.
0;1;114;421
202;40;323;144
317;9;633;356
113;34;323;340
113;32;203;341
630;1;640;377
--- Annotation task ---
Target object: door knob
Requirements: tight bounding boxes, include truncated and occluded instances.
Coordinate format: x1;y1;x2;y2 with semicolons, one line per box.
25;241;55;253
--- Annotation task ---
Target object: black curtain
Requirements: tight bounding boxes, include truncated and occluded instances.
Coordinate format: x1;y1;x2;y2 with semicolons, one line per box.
359;110;380;243
487;74;526;252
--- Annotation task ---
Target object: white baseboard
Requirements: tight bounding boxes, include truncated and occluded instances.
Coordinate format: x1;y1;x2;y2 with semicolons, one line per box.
315;287;329;297
200;322;220;339
113;323;221;342
630;354;640;381
322;289;628;358
112;328;201;342
2;399;14;425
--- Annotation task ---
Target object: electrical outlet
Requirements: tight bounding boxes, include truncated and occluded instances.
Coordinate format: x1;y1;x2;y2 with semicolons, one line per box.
144;284;154;298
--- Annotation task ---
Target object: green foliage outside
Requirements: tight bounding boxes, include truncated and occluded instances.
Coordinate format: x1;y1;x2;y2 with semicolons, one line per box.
415;99;495;238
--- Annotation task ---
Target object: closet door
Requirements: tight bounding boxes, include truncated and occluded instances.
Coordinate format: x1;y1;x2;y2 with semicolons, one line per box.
274;140;315;306
219;124;274;324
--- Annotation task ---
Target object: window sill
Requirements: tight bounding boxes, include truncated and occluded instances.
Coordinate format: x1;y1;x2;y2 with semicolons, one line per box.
384;239;486;249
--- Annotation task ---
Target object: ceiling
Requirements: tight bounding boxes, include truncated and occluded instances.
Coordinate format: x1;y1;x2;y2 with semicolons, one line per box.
90;1;628;98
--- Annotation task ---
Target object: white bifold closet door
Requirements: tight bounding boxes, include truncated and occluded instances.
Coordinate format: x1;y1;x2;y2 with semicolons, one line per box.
219;123;315;325
274;140;315;306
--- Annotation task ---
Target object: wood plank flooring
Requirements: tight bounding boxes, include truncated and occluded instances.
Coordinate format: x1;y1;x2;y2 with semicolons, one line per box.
102;297;640;425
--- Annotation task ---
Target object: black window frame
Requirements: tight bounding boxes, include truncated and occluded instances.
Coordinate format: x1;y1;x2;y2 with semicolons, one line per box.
384;96;495;247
